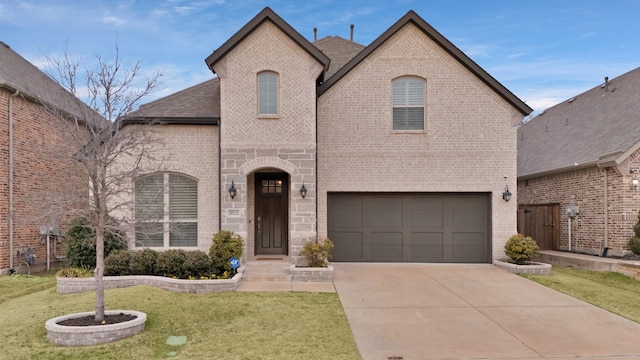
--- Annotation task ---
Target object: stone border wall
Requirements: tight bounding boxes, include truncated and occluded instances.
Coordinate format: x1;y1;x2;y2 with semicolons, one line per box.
46;310;146;346
57;267;244;295
289;265;333;282
494;259;552;275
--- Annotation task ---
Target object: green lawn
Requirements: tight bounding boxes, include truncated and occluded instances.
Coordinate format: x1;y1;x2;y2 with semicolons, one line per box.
523;265;640;323
0;274;360;360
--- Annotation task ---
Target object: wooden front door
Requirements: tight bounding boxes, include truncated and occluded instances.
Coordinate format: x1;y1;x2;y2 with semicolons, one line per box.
518;204;560;250
255;173;288;255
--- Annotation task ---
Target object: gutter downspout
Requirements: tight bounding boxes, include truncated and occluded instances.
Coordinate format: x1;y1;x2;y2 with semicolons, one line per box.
604;168;609;252
8;89;19;271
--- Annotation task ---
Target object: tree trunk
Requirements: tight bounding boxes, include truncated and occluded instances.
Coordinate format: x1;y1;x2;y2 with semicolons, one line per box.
94;208;105;322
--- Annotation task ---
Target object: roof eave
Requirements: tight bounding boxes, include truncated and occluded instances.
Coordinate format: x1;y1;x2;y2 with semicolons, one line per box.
205;7;330;74
318;11;532;116
121;116;220;126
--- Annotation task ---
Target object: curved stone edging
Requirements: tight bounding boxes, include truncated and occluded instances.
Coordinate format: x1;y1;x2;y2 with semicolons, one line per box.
494;259;552;275
46;310;146;346
57;266;244;294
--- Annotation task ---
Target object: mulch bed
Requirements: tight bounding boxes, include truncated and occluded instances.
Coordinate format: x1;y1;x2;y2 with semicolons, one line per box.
57;313;137;326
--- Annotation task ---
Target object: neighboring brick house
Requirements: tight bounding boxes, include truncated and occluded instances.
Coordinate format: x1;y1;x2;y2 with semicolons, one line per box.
518;67;640;257
122;7;532;265
0;42;88;274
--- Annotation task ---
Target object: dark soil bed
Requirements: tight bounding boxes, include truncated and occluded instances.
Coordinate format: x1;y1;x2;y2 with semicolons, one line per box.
57;313;137;327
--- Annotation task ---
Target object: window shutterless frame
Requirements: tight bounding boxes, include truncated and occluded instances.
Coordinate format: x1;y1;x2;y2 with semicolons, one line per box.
392;76;425;131
258;71;279;116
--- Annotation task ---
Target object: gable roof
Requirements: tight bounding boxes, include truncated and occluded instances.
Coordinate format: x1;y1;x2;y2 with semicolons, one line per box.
518;67;640;179
124;78;220;125
317;11;532;116
205;7;330;75
313;36;365;80
0;41;95;119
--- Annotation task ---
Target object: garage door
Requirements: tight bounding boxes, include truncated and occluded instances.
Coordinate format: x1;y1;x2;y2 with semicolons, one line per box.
327;193;491;263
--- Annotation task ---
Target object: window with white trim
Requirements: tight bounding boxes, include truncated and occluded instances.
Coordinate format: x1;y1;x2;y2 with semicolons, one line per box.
134;173;198;247
392;77;425;131
258;71;278;115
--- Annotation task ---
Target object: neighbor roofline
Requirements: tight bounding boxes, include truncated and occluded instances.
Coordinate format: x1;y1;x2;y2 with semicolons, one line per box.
121;116;220;126
317;10;533;116
205;7;330;74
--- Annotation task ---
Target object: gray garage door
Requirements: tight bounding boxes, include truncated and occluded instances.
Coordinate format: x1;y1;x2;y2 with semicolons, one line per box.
328;193;491;263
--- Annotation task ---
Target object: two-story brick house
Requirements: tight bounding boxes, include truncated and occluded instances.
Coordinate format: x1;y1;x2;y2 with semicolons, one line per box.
1;42;87;274
123;7;532;265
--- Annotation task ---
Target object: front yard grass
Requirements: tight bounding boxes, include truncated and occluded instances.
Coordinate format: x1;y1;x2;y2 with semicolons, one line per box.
522;265;640;323
0;274;359;360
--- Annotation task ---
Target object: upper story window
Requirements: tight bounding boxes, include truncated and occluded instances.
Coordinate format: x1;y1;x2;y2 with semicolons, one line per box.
392;76;425;131
258;71;279;115
134;173;198;248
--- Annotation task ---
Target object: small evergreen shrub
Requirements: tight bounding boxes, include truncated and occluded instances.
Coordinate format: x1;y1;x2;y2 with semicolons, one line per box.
209;231;243;275
156;249;187;278
628;210;640;255
104;250;132;276
64;217;127;268
184;250;213;278
504;233;539;264
129;248;158;275
301;238;334;267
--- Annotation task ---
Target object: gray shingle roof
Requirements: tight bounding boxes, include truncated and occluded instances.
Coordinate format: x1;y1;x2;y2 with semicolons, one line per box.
125;78;220;124
313;36;364;80
0;41;93;119
518;67;640;179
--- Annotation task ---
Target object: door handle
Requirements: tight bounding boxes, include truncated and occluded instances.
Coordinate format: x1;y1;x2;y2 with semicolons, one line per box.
257;216;261;232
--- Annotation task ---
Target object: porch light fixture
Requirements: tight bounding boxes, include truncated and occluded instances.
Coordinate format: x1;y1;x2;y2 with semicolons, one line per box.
300;182;307;199
502;185;512;202
228;180;237;199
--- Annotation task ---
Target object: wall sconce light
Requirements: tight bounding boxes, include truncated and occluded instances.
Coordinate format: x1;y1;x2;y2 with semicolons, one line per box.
228;180;237;199
502;185;512;202
300;182;307;199
632;175;639;190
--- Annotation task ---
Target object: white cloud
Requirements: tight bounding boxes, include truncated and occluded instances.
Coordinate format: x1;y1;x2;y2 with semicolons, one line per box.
102;16;126;26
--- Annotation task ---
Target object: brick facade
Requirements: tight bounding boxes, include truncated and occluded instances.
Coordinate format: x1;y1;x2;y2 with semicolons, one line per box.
213;21;323;264
518;150;640;256
0;88;86;274
317;24;524;260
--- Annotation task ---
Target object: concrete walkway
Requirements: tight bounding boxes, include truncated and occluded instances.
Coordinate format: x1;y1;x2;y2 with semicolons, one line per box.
332;263;640;360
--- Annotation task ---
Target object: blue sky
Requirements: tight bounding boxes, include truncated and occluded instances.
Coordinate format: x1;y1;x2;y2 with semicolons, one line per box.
2;0;639;116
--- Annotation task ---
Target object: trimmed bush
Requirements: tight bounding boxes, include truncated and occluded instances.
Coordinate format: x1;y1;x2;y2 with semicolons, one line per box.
209;231;243;275
64;217;127;268
156;249;187;278
504;233;539;264
628;210;640;255
129;248;158;275
184;251;213;278
56;267;94;278
301;238;334;267
104;250;132;276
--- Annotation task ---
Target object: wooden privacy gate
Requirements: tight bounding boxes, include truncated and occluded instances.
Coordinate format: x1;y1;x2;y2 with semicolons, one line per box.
517;204;560;250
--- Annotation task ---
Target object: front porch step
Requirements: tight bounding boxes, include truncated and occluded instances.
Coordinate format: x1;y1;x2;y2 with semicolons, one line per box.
242;261;291;282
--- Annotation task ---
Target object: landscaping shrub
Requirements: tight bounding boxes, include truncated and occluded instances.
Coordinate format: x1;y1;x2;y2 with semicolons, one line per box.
129;248;158;275
504;233;539;264
301;238;334;267
629;210;640;255
56;266;94;278
156;249;187;278
184;251;213;278
104;250;132;276
65;217;127;268
209;231;243;275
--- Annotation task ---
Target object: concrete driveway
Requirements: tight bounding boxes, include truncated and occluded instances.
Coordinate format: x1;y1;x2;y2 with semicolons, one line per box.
332;263;640;360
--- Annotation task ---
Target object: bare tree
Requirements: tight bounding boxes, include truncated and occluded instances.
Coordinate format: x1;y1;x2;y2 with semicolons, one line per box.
45;43;162;321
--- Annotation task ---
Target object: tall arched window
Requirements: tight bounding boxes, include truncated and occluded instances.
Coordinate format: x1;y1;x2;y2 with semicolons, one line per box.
258;71;278;115
135;173;198;247
392;76;425;131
